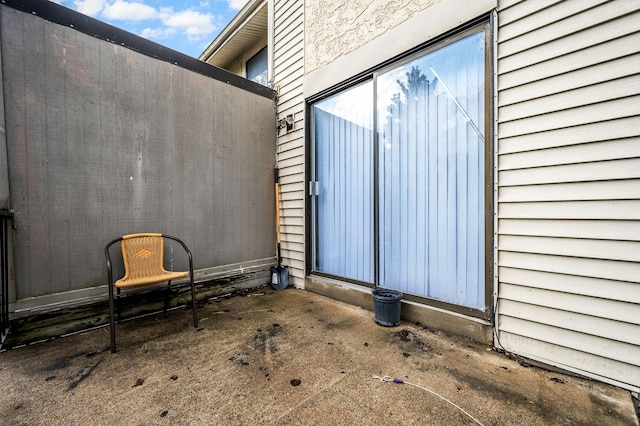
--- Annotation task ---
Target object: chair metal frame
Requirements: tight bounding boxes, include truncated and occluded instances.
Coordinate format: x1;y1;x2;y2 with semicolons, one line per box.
105;233;198;353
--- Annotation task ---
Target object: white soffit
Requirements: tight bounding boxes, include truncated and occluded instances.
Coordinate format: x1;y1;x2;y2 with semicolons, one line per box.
199;0;268;68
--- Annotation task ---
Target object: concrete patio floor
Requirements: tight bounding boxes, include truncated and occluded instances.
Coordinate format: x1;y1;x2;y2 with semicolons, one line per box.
1;286;637;425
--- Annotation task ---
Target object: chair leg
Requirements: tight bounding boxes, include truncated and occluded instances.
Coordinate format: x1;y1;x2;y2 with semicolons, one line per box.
116;287;122;322
190;275;198;328
164;280;172;314
109;284;117;353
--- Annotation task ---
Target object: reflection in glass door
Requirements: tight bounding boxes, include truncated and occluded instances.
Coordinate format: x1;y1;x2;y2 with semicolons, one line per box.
376;31;485;308
311;82;374;283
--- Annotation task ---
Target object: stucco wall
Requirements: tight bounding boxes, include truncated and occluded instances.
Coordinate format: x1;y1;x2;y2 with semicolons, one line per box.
305;0;440;73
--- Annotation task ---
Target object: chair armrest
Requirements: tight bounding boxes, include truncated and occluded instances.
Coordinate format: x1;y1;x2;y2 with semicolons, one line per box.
162;234;194;277
104;237;124;290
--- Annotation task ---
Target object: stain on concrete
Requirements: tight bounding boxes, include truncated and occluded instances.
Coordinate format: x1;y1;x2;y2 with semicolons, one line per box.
448;367;558;424
43;358;71;372
0;287;636;425
67;360;102;391
589;392;635;423
253;323;284;356
393;328;433;356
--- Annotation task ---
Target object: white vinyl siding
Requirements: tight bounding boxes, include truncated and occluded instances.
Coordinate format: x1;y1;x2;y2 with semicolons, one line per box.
274;0;305;287
496;0;640;392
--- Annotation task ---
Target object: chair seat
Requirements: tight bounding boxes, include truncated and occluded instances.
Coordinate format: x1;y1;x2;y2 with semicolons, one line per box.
115;270;189;288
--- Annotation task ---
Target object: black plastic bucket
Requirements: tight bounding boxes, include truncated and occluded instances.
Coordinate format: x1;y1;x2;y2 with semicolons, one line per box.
372;288;402;327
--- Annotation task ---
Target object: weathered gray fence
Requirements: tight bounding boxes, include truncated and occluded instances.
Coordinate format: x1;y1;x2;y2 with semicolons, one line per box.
0;3;277;312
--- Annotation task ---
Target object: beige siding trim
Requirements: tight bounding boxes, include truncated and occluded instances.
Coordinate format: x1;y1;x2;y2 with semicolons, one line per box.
277;82;304;106
273;18;303;52
281;198;304;210
498;0;562;26
498;32;640;91
499;74;640;122
499;251;640;284
278;138;305;157
499;267;640;304
500;285;640;327
500;235;640;262
280;224;303;236
499;1;640;60
274;0;305;288
280;215;304;226
278;163;304;179
499;200;640;220
278;155;303;171
499;218;640;241
499;333;640;391
273;2;302;31
499;158;640;186
498;9;640;72
499;95;640;138
499;54;640;107
274;50;304;78
277;145;304;163
497;1;640;388
500;316;640;366
499;179;640;202
278;170;303;187
500;299;640;345
499;138;640;170
498;117;640;154
499;0;607;42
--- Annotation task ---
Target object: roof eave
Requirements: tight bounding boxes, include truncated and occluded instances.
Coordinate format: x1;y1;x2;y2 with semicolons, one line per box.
199;0;268;66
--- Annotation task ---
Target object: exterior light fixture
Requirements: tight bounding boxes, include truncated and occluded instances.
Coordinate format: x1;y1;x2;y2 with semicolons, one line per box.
278;114;294;131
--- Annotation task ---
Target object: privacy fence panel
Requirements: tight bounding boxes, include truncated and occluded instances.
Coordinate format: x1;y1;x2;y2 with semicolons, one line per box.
1;4;276;301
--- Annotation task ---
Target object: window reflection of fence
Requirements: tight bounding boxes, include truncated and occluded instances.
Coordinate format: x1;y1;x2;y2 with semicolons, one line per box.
0;210;13;346
313;107;374;283
376;31;486;308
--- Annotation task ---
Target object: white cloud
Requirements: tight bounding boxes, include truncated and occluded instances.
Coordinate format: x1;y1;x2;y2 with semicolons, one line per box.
73;0;106;16
102;0;157;21
228;0;249;11
157;6;174;20
140;27;176;39
162;10;216;41
51;0;221;55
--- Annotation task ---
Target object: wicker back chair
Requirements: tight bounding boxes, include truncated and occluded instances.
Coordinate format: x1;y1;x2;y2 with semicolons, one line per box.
105;233;198;352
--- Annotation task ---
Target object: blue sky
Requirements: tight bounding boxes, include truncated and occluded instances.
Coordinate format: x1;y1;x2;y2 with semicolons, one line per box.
50;0;249;58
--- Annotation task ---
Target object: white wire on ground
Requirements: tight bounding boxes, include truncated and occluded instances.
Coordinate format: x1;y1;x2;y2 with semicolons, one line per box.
372;375;485;426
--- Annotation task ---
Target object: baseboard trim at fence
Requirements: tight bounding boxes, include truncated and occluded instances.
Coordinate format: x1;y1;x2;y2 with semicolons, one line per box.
9;258;276;318
3;261;273;348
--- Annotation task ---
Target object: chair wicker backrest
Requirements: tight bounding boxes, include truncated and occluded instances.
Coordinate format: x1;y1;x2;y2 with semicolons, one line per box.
121;233;167;281
116;233;188;288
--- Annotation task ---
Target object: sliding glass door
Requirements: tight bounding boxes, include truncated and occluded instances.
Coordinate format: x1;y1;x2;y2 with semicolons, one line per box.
311;82;374;283
376;32;485;309
311;27;488;311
